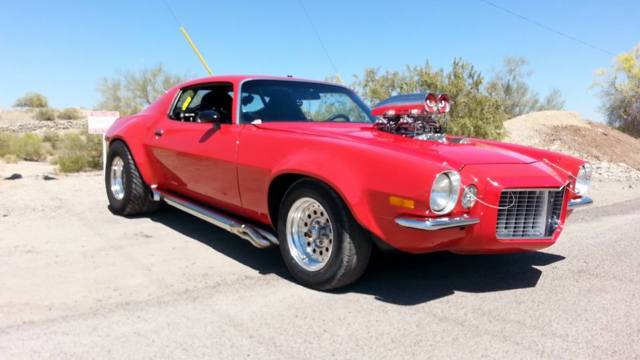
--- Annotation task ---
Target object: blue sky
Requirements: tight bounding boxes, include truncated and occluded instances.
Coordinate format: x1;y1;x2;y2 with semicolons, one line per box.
0;0;638;121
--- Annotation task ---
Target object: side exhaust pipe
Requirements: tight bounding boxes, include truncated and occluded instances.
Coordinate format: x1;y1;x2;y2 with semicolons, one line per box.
154;190;278;248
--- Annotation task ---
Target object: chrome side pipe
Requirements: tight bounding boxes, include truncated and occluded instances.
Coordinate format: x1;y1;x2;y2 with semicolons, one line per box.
154;190;278;248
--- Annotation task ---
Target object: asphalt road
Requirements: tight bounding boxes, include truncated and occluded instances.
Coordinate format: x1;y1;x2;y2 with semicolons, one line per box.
0;171;638;359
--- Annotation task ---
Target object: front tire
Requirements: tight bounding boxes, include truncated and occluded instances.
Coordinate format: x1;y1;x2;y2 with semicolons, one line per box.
105;141;159;216
278;180;372;290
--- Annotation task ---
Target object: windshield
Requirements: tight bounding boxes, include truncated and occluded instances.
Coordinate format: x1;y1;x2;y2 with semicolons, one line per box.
240;79;374;123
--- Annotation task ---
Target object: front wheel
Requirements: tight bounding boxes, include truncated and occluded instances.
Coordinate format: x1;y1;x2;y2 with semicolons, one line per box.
278;180;372;290
105;141;159;216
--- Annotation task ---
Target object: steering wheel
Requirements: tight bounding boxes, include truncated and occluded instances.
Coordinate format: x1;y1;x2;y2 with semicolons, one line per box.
327;113;351;122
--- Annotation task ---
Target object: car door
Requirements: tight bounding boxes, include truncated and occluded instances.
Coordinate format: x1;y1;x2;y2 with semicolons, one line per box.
146;83;242;210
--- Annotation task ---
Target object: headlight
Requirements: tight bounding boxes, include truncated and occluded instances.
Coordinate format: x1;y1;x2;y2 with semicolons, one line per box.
461;185;478;209
575;163;592;196
430;171;461;214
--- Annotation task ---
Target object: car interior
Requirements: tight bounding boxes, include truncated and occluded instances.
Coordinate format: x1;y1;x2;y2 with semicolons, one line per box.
172;84;233;124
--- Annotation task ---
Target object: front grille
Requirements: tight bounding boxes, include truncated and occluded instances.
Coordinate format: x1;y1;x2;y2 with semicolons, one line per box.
496;189;565;239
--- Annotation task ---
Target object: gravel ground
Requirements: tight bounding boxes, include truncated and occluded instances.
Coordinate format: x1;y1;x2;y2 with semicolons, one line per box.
1;162;639;359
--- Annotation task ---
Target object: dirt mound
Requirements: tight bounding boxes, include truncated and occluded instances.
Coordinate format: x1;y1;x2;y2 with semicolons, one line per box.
505;111;640;169
504;110;640;187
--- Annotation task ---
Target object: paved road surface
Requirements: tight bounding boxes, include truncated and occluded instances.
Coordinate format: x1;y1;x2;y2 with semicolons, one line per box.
0;172;638;359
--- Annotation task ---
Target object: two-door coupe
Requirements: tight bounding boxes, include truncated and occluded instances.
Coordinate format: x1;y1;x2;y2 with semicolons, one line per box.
105;75;592;290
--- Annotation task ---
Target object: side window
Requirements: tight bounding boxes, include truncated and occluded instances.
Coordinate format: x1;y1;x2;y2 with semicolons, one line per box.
240;93;268;123
170;83;234;123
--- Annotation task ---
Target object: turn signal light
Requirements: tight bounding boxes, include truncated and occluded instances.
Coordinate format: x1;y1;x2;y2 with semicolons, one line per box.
388;196;415;209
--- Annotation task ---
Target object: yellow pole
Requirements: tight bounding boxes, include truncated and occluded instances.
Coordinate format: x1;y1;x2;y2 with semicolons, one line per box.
179;26;213;76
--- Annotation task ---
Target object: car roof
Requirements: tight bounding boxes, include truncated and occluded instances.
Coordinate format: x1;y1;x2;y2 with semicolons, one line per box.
177;75;341;89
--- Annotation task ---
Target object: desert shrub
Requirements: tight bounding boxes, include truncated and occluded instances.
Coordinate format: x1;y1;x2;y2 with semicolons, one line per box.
42;131;62;150
0;132;45;161
486;57;565;118
353;58;506;139
85;134;103;169
596;44;640;138
14;92;49;108
0;132;17;157
3;154;17;163
35;108;56;121
56;133;103;172
14;133;46;161
97;64;186;115
57;108;83;120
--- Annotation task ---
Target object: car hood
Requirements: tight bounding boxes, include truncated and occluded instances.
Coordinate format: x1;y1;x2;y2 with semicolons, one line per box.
254;123;537;167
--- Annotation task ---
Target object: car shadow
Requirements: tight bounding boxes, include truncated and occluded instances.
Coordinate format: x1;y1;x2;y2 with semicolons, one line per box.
148;207;565;306
339;250;564;305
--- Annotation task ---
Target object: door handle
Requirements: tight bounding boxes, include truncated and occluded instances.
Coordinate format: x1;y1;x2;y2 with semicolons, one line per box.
154;129;164;137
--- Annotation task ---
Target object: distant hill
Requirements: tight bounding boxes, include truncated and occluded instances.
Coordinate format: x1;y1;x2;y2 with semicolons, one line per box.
0;108;87;133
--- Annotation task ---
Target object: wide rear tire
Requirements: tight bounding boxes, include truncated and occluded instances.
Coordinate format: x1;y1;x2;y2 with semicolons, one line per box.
105;141;159;216
278;180;372;290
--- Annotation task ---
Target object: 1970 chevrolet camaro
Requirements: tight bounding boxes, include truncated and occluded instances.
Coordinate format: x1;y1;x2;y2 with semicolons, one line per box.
105;75;593;290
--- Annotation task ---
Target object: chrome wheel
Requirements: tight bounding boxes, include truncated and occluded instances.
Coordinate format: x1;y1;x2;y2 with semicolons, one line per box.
286;197;334;272
110;156;126;200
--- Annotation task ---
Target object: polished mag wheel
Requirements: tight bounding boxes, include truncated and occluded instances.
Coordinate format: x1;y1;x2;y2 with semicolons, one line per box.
286;197;334;271
105;141;159;216
278;180;372;290
109;156;126;200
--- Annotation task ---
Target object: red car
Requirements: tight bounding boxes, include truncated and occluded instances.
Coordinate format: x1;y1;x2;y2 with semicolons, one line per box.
105;75;593;290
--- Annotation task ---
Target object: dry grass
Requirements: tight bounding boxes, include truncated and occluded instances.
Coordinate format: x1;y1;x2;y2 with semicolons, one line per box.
0;131;102;172
0;132;46;161
55;133;102;173
35;108;56;121
57;108;83;120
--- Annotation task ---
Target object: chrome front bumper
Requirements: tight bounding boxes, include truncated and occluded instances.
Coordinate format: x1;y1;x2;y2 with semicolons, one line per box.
568;196;593;209
395;215;480;231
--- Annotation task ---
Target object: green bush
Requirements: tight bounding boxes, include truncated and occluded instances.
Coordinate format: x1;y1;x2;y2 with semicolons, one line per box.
597;44;640;138
0;132;16;157
1;131;102;170
353;58;506;139
35;108;56;121
42;131;62;150
0;133;46;161
14;133;46;161
57;108;83;120
56;133;103;172
14;92;49;108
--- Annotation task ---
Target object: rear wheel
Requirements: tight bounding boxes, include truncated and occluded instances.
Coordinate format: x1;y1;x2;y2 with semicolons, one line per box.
105;141;159;216
278;180;372;290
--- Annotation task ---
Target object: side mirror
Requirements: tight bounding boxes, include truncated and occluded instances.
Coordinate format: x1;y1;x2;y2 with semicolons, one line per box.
197;110;222;128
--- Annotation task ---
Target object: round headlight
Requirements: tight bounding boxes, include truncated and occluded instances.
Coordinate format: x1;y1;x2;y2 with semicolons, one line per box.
461;185;478;209
430;171;461;214
575;163;592;196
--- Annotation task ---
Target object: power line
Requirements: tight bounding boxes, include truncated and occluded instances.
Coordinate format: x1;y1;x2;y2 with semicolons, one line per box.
161;0;182;26
297;0;342;82
477;0;614;56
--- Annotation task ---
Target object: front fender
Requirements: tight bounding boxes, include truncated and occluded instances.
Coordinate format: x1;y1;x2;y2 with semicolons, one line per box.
237;126;450;241
105;114;157;186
